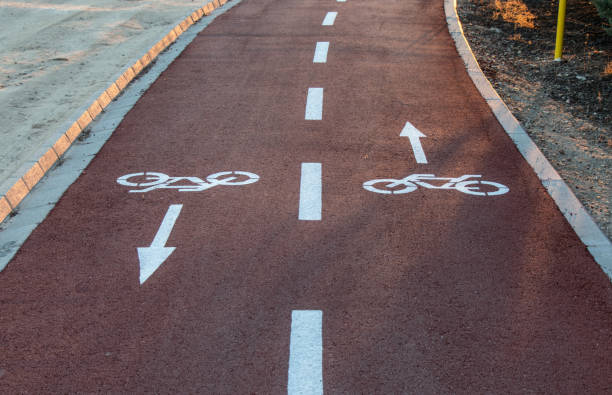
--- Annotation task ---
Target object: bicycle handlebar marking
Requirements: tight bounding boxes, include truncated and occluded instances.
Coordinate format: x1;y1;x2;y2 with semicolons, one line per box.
363;174;509;196
117;171;260;193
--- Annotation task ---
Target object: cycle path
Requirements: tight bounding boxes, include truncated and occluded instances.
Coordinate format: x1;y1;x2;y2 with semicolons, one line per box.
1;0;611;392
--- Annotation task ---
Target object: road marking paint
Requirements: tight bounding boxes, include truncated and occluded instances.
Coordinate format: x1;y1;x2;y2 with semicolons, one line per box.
305;88;324;120
363;174;509;196
117;171;259;192
313;42;330;63
138;204;182;284
399;121;428;164
299;163;322;221
322;11;337;26
337;0;346;2
288;310;323;395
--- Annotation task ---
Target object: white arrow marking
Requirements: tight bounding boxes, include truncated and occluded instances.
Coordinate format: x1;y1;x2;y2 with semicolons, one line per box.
138;204;182;284
400;121;428;164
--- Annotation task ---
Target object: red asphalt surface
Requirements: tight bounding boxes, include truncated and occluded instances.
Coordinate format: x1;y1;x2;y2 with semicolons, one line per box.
1;0;611;392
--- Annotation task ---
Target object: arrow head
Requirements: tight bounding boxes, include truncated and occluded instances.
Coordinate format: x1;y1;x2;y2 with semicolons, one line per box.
137;246;176;284
400;121;426;138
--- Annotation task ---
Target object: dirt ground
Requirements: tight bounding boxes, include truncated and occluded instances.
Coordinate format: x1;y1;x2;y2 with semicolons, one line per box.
456;0;611;240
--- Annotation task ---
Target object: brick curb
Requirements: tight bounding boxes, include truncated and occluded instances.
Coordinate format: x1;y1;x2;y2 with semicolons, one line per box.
444;0;612;279
0;0;231;224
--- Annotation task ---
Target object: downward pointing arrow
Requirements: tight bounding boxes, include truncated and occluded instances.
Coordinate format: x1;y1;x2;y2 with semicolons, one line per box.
138;204;182;284
400;121;428;164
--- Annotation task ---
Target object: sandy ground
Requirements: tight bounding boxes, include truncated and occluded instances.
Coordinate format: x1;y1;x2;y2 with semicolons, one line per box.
0;0;212;187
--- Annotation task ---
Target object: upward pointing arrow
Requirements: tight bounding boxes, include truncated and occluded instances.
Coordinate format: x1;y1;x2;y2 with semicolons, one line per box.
400;121;428;164
138;204;182;285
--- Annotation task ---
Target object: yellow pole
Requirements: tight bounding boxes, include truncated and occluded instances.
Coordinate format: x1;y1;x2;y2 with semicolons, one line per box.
554;0;567;61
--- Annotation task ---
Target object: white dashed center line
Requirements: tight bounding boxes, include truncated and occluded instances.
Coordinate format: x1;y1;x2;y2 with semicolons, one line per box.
305;88;324;120
322;11;337;26
313;42;330;63
288;310;323;395
299;163;322;221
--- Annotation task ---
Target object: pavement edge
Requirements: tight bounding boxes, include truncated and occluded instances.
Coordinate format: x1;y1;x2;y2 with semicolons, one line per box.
444;0;612;279
0;0;232;225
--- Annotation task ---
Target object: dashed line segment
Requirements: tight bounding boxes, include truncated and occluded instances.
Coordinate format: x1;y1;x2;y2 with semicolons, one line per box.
288;310;323;395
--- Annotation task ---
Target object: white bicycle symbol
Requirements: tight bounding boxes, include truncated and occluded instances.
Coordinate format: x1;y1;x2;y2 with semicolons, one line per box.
363;174;509;196
117;171;259;193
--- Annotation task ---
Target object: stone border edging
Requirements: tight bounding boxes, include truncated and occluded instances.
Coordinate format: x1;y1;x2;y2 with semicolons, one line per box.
0;0;231;225
444;0;612;279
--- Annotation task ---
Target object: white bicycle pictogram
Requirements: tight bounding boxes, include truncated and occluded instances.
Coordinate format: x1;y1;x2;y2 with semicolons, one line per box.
363;174;509;196
117;171;259;193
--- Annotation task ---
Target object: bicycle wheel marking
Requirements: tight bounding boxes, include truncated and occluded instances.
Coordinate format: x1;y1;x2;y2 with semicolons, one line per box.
363;174;509;196
116;171;259;193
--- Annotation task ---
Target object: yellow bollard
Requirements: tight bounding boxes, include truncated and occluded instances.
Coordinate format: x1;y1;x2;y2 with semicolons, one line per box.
554;0;567;61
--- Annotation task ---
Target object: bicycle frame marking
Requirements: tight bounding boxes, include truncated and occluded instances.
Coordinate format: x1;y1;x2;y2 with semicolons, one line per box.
117;171;259;193
363;174;509;196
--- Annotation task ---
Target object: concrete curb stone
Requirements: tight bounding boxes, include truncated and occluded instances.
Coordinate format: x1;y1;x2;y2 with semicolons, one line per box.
0;197;10;220
444;0;612;279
